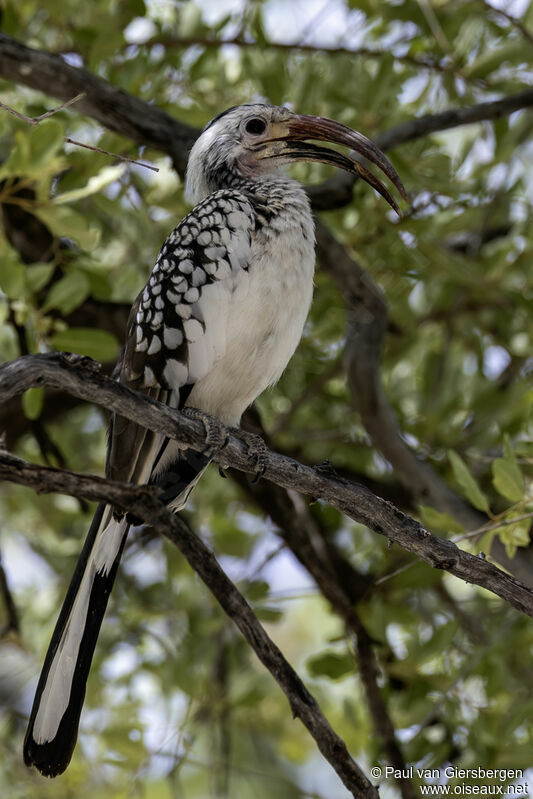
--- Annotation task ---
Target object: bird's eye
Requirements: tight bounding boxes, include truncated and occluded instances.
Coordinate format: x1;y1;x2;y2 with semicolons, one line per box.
244;117;267;135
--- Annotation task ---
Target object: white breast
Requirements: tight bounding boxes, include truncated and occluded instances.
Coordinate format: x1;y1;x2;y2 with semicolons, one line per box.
187;220;315;425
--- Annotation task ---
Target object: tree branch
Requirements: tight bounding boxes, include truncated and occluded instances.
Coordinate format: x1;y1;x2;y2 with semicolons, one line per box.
0;448;375;798
376;89;533;150
307;90;533;209
0;33;198;175
233;470;418;799
315;220;482;529
315;220;533;585
1;31;532;203
351;620;418;799
137;33;456;75
1;352;533;618
481;0;533;46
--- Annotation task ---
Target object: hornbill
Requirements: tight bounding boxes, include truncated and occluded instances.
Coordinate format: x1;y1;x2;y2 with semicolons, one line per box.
24;103;406;776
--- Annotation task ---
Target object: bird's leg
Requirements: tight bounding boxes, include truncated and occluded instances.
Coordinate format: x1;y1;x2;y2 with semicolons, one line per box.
182;410;267;482
182;407;229;459
234;428;269;484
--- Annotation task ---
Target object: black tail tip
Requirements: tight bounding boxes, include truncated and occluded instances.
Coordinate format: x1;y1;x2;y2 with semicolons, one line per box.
23;735;72;778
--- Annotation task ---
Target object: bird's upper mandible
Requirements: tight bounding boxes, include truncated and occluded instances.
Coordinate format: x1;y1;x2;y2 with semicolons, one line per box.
185;103;407;212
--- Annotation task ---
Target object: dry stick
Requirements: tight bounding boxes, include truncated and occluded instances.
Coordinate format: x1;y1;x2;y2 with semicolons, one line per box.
0;93;159;172
1;352;533;619
0;93;87;124
0;449;376;799
452;510;533;543
62;137;159;172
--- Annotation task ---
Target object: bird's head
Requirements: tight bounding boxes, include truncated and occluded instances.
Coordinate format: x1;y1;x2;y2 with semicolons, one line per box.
185;103;407;213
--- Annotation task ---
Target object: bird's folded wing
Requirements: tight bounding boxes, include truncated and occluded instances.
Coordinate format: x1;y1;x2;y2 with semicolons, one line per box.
108;189;255;485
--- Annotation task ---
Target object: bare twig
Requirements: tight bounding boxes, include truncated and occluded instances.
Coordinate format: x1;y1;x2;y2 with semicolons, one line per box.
0;94;159;172
481;0;533;47
137;33;461;76
1;353;533;618
452;511;533;543
0;92;86;124
63;136;158;171
0;447;376;799
416;0;452;54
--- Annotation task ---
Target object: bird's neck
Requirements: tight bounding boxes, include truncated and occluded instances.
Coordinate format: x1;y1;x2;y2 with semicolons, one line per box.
191;161;307;205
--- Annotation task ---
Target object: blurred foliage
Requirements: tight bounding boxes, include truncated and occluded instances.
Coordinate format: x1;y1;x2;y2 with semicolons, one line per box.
0;0;532;797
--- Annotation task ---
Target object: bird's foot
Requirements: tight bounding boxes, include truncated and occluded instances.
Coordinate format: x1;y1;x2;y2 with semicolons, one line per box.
237;429;268;484
314;458;338;477
182;407;229;459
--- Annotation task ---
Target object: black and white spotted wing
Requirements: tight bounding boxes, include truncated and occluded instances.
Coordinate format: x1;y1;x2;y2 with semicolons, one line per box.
122;189;255;392
107;189;256;505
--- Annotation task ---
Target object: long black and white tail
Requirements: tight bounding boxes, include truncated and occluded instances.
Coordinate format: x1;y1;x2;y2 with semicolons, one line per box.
23;504;129;777
23;443;210;777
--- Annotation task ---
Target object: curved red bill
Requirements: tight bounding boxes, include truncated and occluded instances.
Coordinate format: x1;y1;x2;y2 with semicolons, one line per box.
284;113;408;212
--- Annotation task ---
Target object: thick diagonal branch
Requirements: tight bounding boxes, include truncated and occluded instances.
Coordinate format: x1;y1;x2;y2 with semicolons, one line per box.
1;353;532;617
308;90;533;209
0;450;375;799
315;221;481;527
315;221;533;584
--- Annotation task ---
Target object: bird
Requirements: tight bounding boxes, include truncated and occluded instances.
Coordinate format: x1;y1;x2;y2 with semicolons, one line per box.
23;103;406;777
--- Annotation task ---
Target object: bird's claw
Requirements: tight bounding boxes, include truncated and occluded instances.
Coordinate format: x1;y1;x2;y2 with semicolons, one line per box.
314;458;338;477
182;407;229;459
237;429;268;483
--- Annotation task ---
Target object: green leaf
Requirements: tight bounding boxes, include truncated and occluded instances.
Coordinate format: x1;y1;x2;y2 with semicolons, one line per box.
26;263;56;293
466;40;533;79
0;244;25;298
34;205;101;250
419;505;465;535
255;607;283;623
499;515;531;559
53;164;126;205
42;271;91;314
22;387;44;420
492;459;524;503
448;451;490;513
306;651;354;681
26;119;64;172
49;327;119;361
246;580;270;601
0;120;65;180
